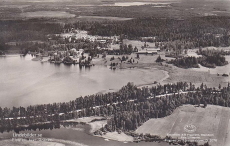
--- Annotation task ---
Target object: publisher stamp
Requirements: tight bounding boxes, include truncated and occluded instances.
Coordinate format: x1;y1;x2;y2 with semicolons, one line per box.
12;133;50;142
184;124;197;133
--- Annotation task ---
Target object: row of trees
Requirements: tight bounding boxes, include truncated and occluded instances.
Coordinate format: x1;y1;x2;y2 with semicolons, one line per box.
0;82;229;134
0;82;192;130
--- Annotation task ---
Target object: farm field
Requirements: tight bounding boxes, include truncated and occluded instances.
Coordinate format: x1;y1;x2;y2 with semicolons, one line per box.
136;105;230;146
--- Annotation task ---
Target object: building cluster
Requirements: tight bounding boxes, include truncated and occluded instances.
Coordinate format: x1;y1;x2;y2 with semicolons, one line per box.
136;47;160;55
48;29;120;45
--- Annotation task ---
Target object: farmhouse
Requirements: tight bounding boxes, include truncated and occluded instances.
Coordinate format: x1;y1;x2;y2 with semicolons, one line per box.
136;47;160;54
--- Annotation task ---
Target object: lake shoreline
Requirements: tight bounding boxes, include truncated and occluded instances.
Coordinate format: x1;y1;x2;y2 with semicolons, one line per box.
93;54;227;88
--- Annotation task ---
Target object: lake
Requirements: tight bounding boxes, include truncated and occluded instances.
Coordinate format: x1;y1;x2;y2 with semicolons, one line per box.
0;55;166;108
0;124;170;146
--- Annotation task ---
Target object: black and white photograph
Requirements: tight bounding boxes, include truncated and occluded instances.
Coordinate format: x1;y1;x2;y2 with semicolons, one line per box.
0;0;230;146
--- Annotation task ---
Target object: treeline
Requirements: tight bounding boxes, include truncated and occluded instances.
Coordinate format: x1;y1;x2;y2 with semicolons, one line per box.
0;19;63;43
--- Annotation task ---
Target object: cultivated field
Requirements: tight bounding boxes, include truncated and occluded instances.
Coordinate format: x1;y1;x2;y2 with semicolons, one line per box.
136;105;230;146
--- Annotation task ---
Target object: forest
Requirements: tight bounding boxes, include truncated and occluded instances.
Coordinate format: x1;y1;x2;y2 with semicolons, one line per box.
167;56;199;68
0;19;63;42
0;19;63;53
0;81;229;146
72;16;230;48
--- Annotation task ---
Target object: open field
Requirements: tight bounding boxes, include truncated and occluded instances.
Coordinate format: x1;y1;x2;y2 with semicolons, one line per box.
20;11;76;18
164;63;229;87
136;105;230;146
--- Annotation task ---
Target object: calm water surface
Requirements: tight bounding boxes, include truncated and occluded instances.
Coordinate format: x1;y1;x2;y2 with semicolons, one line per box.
0;125;169;146
0;55;169;146
0;55;166;107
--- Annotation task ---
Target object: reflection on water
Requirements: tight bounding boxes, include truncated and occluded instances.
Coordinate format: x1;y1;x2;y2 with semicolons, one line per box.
0;55;166;107
0;55;169;146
